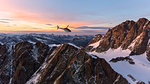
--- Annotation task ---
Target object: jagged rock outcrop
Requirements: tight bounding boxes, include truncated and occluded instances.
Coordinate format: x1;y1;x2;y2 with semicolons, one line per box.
27;43;129;84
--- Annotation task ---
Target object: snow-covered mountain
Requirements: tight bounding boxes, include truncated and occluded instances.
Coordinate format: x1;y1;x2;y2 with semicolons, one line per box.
86;18;150;84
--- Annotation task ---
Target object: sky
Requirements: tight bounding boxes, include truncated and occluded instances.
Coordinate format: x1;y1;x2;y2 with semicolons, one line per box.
0;0;150;35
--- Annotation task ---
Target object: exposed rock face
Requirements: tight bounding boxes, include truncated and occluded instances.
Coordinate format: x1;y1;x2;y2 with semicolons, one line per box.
35;41;50;64
121;18;150;50
27;43;129;84
11;41;41;84
129;28;149;55
111;20;135;49
86;18;150;58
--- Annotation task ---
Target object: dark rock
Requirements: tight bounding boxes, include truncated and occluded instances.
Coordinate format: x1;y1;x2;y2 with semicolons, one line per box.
127;74;136;82
110;56;135;64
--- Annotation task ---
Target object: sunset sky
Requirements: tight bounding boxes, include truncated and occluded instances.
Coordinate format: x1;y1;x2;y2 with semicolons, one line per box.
0;0;150;35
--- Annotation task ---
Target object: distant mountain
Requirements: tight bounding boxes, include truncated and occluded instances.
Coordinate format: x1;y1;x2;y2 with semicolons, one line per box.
0;34;93;47
86;18;150;84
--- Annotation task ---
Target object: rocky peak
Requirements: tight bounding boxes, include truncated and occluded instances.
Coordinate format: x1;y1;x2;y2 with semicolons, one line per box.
86;19;136;52
86;18;150;60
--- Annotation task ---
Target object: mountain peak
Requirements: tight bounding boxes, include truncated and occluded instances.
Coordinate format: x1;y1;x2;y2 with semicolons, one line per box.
86;17;150;57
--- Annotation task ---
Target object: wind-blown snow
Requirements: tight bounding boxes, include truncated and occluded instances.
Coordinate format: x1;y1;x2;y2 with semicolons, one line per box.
90;48;150;84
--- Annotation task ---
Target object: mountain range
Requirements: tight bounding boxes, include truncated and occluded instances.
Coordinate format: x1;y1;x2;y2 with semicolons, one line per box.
0;18;150;84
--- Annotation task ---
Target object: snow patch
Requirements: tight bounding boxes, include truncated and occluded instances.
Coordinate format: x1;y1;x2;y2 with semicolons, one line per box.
90;47;131;61
68;43;81;49
48;44;59;47
32;45;38;61
88;40;101;48
90;48;150;84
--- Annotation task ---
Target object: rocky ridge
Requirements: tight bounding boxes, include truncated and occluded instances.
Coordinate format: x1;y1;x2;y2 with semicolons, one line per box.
0;41;129;84
26;43;128;84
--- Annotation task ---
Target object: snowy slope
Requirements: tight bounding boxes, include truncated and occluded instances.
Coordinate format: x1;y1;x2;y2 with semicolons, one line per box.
90;48;150;84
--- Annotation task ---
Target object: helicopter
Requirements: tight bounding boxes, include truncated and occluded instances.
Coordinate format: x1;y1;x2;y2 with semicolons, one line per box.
57;25;71;32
